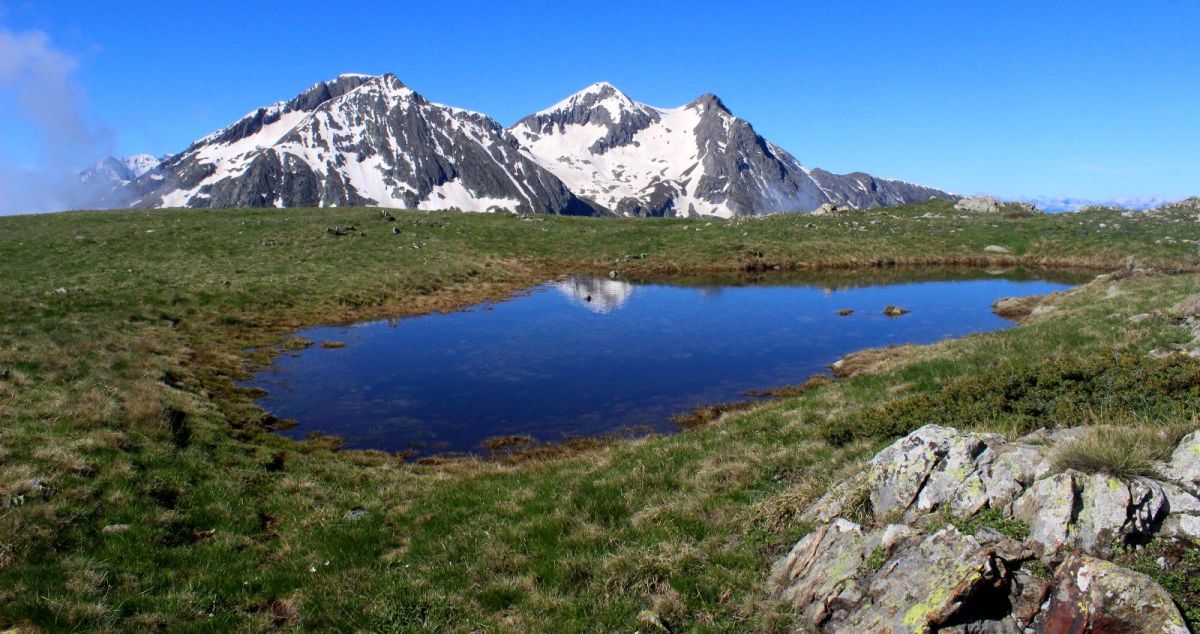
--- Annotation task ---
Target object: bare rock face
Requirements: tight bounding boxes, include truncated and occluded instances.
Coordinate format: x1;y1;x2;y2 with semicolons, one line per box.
775;424;1198;632
1034;552;1189;634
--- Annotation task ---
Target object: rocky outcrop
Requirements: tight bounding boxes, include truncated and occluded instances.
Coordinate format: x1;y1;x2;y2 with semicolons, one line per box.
803;426;1048;527
951;196;1042;216
773;424;1199;632
955;195;1002;214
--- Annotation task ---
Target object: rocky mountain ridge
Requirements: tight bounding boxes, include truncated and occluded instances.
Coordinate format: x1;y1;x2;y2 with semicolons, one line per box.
91;74;952;216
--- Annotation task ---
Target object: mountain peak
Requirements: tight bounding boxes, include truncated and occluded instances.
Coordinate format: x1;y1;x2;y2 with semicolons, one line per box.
377;73;407;89
582;81;619;95
687;93;731;114
536;81;637;117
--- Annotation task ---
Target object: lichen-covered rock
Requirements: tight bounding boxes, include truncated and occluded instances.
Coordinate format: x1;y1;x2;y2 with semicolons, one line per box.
835;526;1035;633
1012;470;1168;559
771;522;1042;633
1034;552;1189;633
805;425;1047;525
1159;480;1200;541
1079;474;1167;554
838;525;987;632
1012;472;1077;558
1167;430;1200;492
767;519;916;625
774;426;1200;633
1017;427;1087;447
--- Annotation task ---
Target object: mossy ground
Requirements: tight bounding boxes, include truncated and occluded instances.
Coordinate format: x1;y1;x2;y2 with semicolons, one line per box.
1;201;1198;630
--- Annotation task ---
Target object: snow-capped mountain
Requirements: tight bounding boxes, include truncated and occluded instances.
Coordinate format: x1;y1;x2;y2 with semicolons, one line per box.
81;154;162;185
555;275;636;313
78;154;165;208
98;73;952;216
510;82;952;217
124;74;597;215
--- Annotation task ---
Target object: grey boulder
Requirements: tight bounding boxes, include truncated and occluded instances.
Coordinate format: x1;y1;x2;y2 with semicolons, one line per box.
954;195;1002;213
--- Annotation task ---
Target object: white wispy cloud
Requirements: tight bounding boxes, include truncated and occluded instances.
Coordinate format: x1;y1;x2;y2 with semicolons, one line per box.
0;26;111;215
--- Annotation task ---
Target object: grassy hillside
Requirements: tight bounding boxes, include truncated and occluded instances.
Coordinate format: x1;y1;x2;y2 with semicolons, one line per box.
1;200;1198;631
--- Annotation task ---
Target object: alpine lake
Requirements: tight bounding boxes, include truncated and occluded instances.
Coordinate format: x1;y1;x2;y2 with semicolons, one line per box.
244;268;1089;457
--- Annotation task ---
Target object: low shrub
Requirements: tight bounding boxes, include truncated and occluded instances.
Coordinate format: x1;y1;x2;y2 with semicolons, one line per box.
820;353;1200;445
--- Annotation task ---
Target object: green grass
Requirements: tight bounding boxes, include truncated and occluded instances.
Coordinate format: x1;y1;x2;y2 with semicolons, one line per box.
944;507;1031;541
0;201;1199;630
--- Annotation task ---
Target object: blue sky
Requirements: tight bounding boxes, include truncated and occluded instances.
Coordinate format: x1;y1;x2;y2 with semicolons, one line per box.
1;1;1198;204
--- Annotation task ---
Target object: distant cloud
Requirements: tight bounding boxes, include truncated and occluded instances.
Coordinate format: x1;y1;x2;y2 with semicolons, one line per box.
1070;164;1193;177
0;27;111;215
1008;195;1180;213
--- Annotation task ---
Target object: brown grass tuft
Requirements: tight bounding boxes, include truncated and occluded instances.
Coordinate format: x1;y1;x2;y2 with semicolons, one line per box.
1049;425;1176;479
671;401;757;429
830;345;921;378
746;374;833;398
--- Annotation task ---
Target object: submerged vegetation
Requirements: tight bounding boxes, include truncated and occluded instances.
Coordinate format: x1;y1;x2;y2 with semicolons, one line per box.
1;200;1199;630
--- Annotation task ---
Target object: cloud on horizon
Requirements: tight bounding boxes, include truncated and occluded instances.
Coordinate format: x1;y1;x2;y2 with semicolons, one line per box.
0;26;112;215
1008;195;1183;213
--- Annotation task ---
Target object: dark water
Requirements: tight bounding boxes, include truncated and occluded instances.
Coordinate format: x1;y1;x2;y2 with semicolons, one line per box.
246;269;1085;455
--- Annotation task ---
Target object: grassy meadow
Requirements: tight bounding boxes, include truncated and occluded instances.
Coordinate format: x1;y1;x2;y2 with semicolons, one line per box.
1;199;1199;631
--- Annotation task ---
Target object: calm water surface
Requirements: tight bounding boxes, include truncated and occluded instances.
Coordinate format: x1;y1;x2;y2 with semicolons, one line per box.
247;269;1084;455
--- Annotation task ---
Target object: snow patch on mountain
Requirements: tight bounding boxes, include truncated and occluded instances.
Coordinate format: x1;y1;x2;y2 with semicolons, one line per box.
516;96;723;214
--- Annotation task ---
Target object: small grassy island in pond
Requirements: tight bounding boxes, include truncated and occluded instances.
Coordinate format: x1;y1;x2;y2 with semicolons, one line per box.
2;200;1200;630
